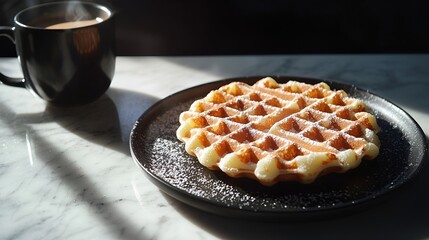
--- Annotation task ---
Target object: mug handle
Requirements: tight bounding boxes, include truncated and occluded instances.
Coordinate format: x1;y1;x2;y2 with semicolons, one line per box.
0;26;25;88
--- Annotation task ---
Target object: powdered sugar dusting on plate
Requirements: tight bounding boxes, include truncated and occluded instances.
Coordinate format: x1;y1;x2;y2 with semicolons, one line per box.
130;77;425;216
135;98;410;212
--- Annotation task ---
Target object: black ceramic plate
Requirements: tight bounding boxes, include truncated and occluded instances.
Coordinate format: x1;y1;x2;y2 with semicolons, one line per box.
130;76;427;220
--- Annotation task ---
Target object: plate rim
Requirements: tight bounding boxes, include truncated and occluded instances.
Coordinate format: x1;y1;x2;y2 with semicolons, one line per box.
130;75;428;219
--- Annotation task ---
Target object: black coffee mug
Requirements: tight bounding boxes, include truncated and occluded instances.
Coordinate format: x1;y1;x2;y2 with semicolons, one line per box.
0;1;115;105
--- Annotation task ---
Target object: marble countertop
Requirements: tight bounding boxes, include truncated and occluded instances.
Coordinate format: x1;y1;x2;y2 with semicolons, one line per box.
1;55;428;240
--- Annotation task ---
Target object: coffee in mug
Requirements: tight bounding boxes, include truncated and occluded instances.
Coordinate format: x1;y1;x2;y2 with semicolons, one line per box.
0;1;115;105
45;19;103;29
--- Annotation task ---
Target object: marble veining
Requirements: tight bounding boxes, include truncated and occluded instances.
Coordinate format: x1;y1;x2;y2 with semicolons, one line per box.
0;55;428;240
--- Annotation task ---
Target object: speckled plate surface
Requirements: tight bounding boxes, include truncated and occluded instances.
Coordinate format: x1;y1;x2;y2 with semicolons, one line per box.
130;76;427;220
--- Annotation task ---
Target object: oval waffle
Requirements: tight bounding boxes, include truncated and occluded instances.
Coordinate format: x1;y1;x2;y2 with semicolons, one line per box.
176;77;380;185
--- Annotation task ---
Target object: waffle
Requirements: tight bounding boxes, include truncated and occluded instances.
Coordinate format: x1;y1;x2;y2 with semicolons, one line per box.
176;77;380;185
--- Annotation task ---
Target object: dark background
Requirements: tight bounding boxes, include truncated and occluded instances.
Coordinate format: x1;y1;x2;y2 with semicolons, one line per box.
1;0;429;56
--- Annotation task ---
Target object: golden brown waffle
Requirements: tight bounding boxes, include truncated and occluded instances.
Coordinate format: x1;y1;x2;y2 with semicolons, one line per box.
176;77;380;185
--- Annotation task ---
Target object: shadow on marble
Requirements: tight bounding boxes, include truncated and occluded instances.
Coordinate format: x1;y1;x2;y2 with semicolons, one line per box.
371;81;429;120
164;147;429;240
16;88;159;156
23;131;150;240
107;88;160;148
0;94;159;240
